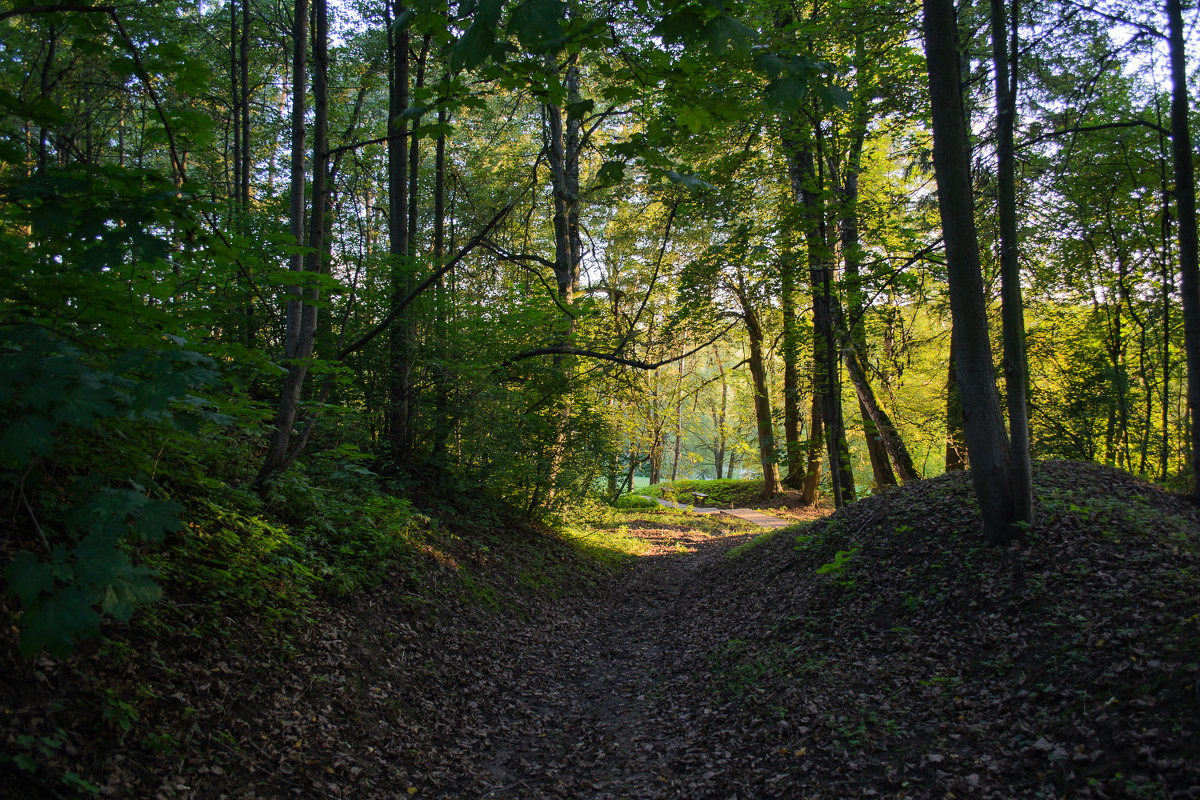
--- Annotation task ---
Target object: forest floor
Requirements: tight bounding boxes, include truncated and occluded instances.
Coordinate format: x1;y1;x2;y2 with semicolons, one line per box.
4;462;1200;799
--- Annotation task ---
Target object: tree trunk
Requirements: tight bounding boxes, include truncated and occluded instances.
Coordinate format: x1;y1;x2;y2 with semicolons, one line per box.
924;0;1017;544
540;54;582;507
786;129;855;505
844;343;918;482
801;388;824;503
991;0;1035;527
257;0;327;485
781;251;805;488
735;279;783;496
714;345;728;480
408;34;431;253
839;106;903;490
230;0;240;207
387;2;413;462
1167;0;1200;500
1158;115;1173;482
670;357;684;481
240;0;251;210
945;335;966;470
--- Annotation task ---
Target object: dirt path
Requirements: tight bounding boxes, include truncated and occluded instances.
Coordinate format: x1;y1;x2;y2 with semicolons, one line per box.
433;523;766;799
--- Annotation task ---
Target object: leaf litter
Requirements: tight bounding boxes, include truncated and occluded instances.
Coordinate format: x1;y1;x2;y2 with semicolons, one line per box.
3;460;1199;798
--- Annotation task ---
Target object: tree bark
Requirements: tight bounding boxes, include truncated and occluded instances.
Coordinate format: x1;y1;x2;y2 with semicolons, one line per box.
781;250;805;488
257;0;327;486
387;1;413;462
991;0;1035;527
230;0;240;207
714;345;729;480
924;0;1017;544
945;335;966;470
240;0;251;210
839;107;904;490
1167;0;1200;501
801;387;824;503
844;342;919;482
734;278;784;495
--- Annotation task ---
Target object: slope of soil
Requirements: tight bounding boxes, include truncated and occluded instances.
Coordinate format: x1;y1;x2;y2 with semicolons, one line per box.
4;461;1199;799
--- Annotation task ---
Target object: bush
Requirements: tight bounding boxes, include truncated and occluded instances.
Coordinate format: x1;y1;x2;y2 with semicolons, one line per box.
612;494;657;510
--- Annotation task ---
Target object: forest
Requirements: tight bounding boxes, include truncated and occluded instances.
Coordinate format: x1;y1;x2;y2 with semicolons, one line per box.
3;0;1200;797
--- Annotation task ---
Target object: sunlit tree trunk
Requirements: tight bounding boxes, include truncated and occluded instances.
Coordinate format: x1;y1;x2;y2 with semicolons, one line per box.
801;389;824;504
838;113;915;487
844;344;918;482
540;48;584;507
714;345;729;480
734;278;783;495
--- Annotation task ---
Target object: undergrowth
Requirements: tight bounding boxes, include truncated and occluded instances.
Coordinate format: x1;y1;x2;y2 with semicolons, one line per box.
634;478;765;507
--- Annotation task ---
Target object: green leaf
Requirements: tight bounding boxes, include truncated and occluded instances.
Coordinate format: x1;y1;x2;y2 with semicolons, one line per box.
565;98;594;120
703;14;752;56
101;565;162;622
0;415;55;467
509;0;566;53
677;105;711;134
449;0;505;73
132;500;184;542
6;552;55;607
653;7;708;46
595;161;625;186
764;75;810;112
19;586;101;658
73;531;129;587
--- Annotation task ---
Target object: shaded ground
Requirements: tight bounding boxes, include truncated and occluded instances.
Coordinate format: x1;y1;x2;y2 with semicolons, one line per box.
5;462;1200;798
436;521;763;799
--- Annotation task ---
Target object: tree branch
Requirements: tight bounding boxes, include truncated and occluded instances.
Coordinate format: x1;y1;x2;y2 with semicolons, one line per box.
337;202;513;359
1022;119;1168;149
505;320;739;371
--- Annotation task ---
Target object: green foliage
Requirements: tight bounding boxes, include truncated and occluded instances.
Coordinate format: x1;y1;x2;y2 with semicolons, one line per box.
635;478;763;507
815;547;860;577
0;108;223;658
611;494;657;510
0;323;219;656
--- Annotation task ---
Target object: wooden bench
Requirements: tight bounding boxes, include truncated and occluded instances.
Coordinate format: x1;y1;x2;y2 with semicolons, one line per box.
691;492;709;506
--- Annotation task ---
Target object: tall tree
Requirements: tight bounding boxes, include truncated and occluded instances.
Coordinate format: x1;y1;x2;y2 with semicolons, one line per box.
732;275;784;495
991;0;1035;527
1166;0;1200;500
923;0;1018;543
387;1;414;463
256;0;331;484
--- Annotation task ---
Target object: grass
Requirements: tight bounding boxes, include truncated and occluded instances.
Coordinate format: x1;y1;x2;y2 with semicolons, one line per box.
725;525;794;560
560;522;657;565
634;478;765;507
